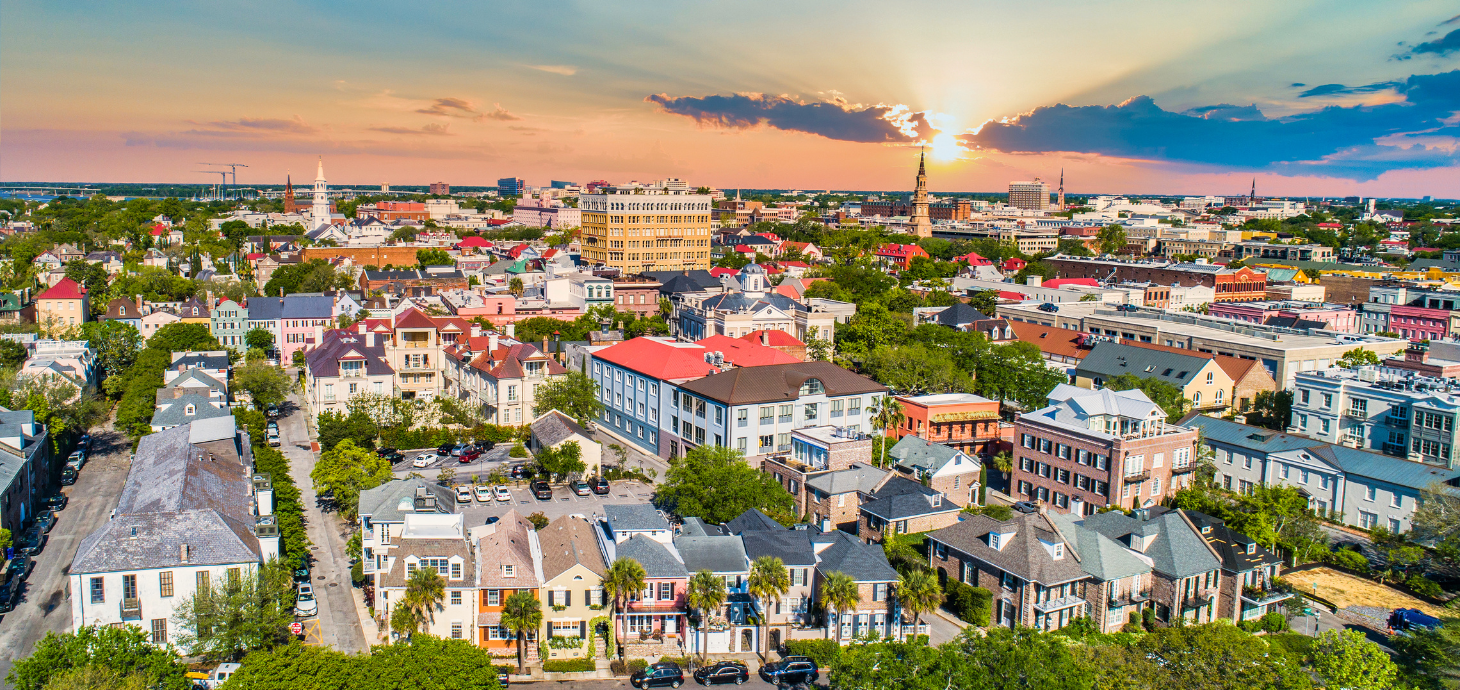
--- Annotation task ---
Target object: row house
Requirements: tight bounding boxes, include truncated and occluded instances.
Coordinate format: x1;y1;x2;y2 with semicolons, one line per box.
888;392;1007;459
887;435;983;506
210;299;249;352
477;509;543;656
675;526;760;654
1082;507;1224;625
358;480;455;603
303;326;396;419
536;516;607;662
376;511;479;643
1288;366;1460;467
280;295;336;363
35;277;88;337
362;308;446;401
1013;385;1198;515
1184;511;1290;623
443;331;568;426
598;505;688;657
0;408;50;540
857;475;963;542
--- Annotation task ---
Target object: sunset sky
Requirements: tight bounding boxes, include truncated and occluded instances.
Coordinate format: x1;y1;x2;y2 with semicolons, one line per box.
3;0;1458;196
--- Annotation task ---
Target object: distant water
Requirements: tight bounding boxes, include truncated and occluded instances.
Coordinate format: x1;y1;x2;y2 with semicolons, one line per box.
0;192;56;202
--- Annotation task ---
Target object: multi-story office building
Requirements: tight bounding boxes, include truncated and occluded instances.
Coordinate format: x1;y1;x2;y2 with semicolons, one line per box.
1013;385;1199;515
497;178;526;197
1008;180;1051;211
1289;366;1460;467
1041;257;1269;303
1228;242;1335;263
577;189;713;273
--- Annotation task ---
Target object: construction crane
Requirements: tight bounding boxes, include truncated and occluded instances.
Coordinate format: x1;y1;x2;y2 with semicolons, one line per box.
195;170;228;200
198;162;249;199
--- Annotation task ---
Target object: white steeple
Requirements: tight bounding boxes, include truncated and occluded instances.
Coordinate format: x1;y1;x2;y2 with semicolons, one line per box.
311;156;330;228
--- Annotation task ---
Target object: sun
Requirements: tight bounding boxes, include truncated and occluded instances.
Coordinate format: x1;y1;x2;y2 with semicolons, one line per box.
929;132;963;161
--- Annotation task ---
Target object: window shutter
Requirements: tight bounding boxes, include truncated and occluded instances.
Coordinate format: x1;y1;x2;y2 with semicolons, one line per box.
565;590;572;607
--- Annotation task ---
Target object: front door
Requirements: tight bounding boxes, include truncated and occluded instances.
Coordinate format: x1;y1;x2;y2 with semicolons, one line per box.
740;629;753;652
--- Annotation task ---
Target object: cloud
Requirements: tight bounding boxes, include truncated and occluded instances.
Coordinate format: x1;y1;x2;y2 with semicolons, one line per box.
1412;28;1460;56
645;92;932;143
482;103;521;121
958;70;1460;180
1297;80;1404;98
202;115;316;134
416;97;481;118
368;123;453;136
528;65;577;76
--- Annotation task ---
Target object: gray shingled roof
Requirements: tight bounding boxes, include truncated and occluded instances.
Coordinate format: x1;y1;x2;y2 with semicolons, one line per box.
248;297;284;320
1048;512;1150;582
163;368;228;393
531;410;590;447
859;476;959;520
889;436;976;476
806;464;887;496
170;352;230;372
281;294;334;318
675;535;749;574
1080;507;1221;579
726;508;784;533
605;504;670;533
814;530;898;583
152;395;232;429
1076;341;1215;390
616;534;688;578
928;512;1088;586
740;530;817;567
71;510;261;574
358;480;454;524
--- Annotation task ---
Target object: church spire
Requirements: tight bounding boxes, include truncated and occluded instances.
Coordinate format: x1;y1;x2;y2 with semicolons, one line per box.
1057;168;1066;211
283;173;296;214
909;146;932;239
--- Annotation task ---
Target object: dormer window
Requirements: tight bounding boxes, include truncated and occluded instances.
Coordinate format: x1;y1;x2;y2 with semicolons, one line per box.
184;404;195;416
119;306;126;316
989;533;1001;550
1246;543;1255;555
1053;543;1064;559
503;564;516;578
799;378;824;396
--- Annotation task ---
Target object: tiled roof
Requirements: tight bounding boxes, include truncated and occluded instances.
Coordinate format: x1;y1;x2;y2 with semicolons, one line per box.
1009;321;1089;360
305;329;394;378
477;509;540;588
539;515;606;580
677;361;887;405
594;337;718;382
37;278;86;300
928;512;1088;586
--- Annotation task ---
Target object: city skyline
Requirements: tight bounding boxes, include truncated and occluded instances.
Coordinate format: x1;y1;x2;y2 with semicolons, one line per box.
2;1;1458;196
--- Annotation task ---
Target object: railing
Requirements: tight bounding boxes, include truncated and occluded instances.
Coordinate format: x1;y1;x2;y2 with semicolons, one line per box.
1109;590;1151;608
1384;415;1411;428
399;341;432;348
1182;588;1217;609
120;598;142;620
1123;469;1151;483
1343;408;1371;421
1240;585;1294;605
1033;595;1085;613
324;395;336;402
1171;464;1195;474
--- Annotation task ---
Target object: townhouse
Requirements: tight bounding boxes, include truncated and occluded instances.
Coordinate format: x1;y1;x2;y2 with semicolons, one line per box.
280;295;336;363
887;392;1007;459
357;480;455;597
536;516;606;661
736;520;819;648
675;526;758;654
1013;385;1198;514
804;464;889;533
477;509;543;656
443;331;568;426
0;407;50;539
857;475;962;542
210;299;250;352
376;511;478;643
303;326;395;419
1076;341;1235;412
150;394;230;432
886;434;982;506
812;530;902;641
1081;507;1225;625
597;505;688;657
246;297;284;358
1184;511;1290;623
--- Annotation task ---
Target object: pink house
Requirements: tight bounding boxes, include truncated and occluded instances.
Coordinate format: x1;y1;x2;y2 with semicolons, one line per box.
280;294;337;362
1391;305;1450;342
1209;301;1359;333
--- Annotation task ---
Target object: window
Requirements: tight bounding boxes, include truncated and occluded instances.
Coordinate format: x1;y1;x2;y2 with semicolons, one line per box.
123;574;138;601
503;564;516;578
737;409;748;427
487;590;500;607
151;619;167;644
451;591;463;606
197;571;210;591
658;582;674;600
159;571;174;598
1206;371;1214;384
1360;511;1378;529
873;583;887;601
1392;493;1403;508
760;406;774;424
90;577;105;604
1365;485;1377;502
451;622;463;639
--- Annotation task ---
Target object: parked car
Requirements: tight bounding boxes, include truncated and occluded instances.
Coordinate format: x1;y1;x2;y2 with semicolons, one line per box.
631;662;684;689
17;526;46;556
1037;302;1059;313
412;453;439;468
592;477;610;495
35;510;55;533
5;555;34;582
379;449;405;464
266;404;280;418
60;467;77;486
572;480;591;497
531;481;552;500
451;443;476;457
65;451;85;469
758;657;818;686
497;668;510;687
293;556;311;582
484;515;500;525
1390;608;1441;634
294;583;318;617
481;440;497;452
43;494;67;511
455;485;474;503
436;443;455;456
1012;501;1039;514
509;464;531;480
458;448;481;463
77;433;90;449
495;485;513;502
266;430;281;447
474;484;493;502
694;661;749;686
0;579;18;614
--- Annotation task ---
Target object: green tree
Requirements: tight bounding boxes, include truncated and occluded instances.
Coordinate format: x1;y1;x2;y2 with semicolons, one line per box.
531;371;603;426
79;320;141;394
172;559;296;660
967;290;998;315
974;341;1067;412
39;666;152;690
655;445;795;525
686;570;727;660
508;277;524;297
1097;224;1128;255
805;325;833;362
315;409;378;452
0;339;27;369
146;322;221;352
602;557;646;655
501;590;542;674
863;343;972;394
1310;629;1398;690
1391;620;1460;689
1412;480;1460;561
896;568;943;641
7;625;190;690
416;249;453;267
222;637;503;690
233;359;292;407
403;568;447;636
245;327;275;351
1337;347;1382;369
818;571;860;641
1245;390;1293;431
534;440;586;481
747;556;790;659
310;439;393;521
869;397;905;467
1137;622;1312;690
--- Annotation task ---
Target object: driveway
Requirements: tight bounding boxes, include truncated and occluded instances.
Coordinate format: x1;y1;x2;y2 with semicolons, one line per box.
277;394;368;653
0;427;130;682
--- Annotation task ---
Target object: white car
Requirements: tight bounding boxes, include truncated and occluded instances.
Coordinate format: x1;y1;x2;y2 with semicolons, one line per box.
294;583;318;617
474;484;493;502
495;485;513;502
455;485;473;503
411;453;438;468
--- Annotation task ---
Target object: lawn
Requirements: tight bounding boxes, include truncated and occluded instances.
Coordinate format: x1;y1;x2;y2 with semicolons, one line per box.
1282;567;1446;617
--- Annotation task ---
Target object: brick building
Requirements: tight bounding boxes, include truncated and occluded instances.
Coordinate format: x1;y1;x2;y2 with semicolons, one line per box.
760;425;875;521
1013;385;1199;514
301;246;423;269
1042;257;1268;302
859;198;973;221
886;435;982;506
857;476;962;542
888;393;1006;458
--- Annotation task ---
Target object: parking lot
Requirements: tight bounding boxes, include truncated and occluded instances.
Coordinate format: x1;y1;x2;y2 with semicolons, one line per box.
389;444;513;481
455;478;658;525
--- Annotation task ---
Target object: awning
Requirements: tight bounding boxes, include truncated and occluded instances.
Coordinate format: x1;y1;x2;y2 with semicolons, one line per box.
478;611;502;627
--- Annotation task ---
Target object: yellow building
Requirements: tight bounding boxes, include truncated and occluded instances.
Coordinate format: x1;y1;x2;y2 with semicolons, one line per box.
35;277;90;337
577;190;713;272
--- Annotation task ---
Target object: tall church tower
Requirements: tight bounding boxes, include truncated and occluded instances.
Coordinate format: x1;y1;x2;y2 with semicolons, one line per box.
311;157;330;228
1057;169;1066;211
909;149;932;238
283;174;296;214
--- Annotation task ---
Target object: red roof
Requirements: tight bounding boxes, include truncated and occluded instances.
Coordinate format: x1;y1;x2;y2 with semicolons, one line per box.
734;244;755;253
149;224;167;236
1317;223;1343;229
507;244;529;258
998;291;1027;300
739;330;806;348
696;335;802;366
457;236;491;248
1042;278;1099;288
876;243;927;258
394;308;437;330
709;267;739;278
777;260;810;268
1002;258;1027;270
952;251;992;266
37;277;86;300
754;232;782;243
594;337;718;381
486;219;511;226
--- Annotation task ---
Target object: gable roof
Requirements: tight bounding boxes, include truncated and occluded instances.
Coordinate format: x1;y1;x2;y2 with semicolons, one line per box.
37;277;86;300
1124;341;1267;383
1182;510;1282;572
674;535;750;574
605;503;670;533
739;529;817;567
805;464;888;496
677;361;887;405
304;329;394;378
1047;511;1152;582
740;330;805;348
814;530;898;582
934;302;991;327
888;435;976;476
1080;506;1221;578
151;395;232;428
1076;340;1220;389
616;534;688;578
538;515;606;580
726;508;784;533
531;410;591;447
859;475;958;520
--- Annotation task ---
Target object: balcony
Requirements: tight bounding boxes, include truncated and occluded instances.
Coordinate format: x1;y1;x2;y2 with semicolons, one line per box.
120;597;142;621
1384;415;1411;429
1033;595;1086;613
1241;584;1294;606
1182;588;1217;609
1342;408;1371;421
1109;590;1151;608
1123;469;1151;483
1171;464;1195;475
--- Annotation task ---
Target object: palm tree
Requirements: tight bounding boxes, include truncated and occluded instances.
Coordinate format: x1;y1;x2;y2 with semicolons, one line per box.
686;570;727;660
602;557;646;657
509;276;525;297
502;590;543;674
990;451;1012;494
897;569;943;641
403;568;446;635
818;571;860;642
869;397;905;467
747;556;790;659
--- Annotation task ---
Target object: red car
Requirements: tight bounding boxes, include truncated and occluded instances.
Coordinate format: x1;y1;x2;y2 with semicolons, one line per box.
458;448;481;463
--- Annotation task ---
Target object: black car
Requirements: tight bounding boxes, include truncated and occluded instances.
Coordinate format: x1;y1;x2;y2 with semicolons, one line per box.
694;661;749;685
481;440;497;452
0;580;18;613
530;481;552;500
631;662;684;688
591;477;610;495
509;464;531;480
35;510;55;533
43;495;67;511
436;443;455;456
293;555;312;582
5;555;33;582
1037;302;1059;313
497;668;510;687
17;527;46;556
60;467;77;486
378;449;405;464
758;657;818;686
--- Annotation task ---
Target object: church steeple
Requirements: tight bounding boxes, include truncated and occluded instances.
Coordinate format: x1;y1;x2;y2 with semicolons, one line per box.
1057;168;1066;211
283;173;296;214
909;147;932;238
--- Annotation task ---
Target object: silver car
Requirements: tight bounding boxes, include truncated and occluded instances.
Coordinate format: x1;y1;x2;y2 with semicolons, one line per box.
294;583;318;617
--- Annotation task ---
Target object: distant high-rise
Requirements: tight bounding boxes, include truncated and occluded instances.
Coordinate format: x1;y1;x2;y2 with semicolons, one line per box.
498;177;526;197
1008;179;1051;210
283;174;296;214
429;182;450;195
550;180;576;189
909;150;932;238
578;188;712;272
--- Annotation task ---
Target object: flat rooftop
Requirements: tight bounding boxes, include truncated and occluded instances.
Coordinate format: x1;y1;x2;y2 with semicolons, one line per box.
899;393;995;406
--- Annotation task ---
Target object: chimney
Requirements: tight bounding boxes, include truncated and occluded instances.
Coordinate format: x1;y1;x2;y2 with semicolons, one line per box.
313;324;323;349
206;290;215;307
470;322;482;338
489;333;499;352
506;323;516;339
180;543;191;563
543;336;549;355
760;330;769;346
135;294;143;310
366;330;375;348
358;322;366;334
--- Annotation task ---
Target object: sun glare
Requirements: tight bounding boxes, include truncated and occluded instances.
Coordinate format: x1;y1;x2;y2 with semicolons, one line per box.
930;132;962;161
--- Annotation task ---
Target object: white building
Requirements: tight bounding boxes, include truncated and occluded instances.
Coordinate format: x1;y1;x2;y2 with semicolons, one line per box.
68;417;275;647
1289;367;1460;469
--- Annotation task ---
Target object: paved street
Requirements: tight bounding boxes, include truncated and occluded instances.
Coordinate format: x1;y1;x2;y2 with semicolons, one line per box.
277;391;369;653
0;427;130;683
390;444;513;482
546;673;784;690
456;479;658;525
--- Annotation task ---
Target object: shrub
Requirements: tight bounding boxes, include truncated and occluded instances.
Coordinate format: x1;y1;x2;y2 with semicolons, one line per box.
783;639;841;666
543;659;595;673
1260;611;1289;633
510;443;528;458
942;579;992;627
1324;547;1371;574
1238;619;1262;633
627;659;649;675
527;512;550;530
658;655;693;669
1122;611;1144;634
1141;607;1156;632
1405;573;1444;598
962;504;1013;521
609;660;626;676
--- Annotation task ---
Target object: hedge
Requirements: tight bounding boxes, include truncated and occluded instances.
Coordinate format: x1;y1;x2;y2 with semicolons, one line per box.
379;424;523;451
543;659;595;673
610;659;650;676
783;639;841;667
943;579;992;626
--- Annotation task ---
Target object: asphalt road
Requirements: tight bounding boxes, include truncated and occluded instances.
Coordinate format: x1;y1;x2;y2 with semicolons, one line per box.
550;674;785;690
390;444;513;481
277;394;369;653
0;427;130;682
457;480;658;525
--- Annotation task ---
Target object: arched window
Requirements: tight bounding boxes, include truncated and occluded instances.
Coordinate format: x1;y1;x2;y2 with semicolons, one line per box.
1193;391;1202;404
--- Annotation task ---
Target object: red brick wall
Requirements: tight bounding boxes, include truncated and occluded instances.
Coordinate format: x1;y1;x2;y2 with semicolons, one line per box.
1011;418;1198;514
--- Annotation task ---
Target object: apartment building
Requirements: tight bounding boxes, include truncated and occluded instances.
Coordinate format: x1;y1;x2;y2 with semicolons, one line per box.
1209;301;1359;334
1013;385;1198;514
377;512;479;643
34;277;89;336
443;333;569;426
0;408;50;540
578;189;713;272
1008;180;1051;210
590;337;719;460
760;425;875;521
674;264;851;344
1289;367;1460;467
